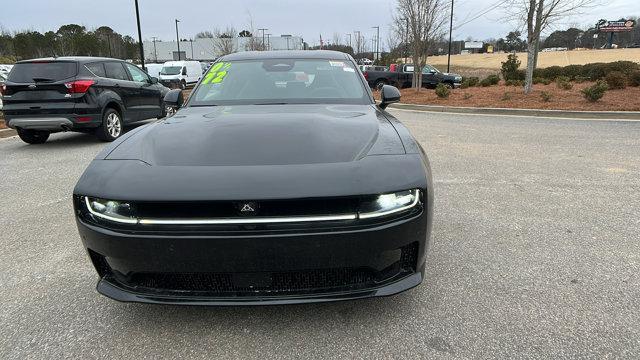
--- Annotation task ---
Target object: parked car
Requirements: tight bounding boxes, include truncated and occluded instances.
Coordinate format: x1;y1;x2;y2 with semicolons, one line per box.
73;50;434;305
159;60;202;89
364;63;462;89
2;57;170;144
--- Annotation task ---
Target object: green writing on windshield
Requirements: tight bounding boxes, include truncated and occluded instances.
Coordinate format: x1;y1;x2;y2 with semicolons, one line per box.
202;62;231;84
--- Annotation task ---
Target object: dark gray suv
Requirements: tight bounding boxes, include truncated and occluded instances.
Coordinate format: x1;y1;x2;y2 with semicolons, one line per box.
1;57;170;144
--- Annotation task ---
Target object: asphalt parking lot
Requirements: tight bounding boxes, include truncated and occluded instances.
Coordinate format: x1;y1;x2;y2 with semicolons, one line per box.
1;110;639;359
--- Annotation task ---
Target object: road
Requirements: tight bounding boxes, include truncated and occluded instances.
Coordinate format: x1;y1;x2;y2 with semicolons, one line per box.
1;111;639;359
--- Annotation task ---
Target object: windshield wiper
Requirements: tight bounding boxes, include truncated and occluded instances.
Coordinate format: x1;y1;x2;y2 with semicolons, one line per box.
32;77;54;83
251;102;289;105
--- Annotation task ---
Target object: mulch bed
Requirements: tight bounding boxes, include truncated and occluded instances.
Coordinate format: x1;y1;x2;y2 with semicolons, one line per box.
394;82;640;111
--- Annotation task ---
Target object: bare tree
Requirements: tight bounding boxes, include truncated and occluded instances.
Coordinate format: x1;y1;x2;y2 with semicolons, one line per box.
243;11;265;51
507;0;598;93
332;32;342;46
213;26;237;56
393;0;447;91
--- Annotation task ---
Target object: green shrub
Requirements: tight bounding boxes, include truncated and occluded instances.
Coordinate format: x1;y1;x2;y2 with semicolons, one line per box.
574;75;590;83
505;79;524;86
605;71;627;89
460;76;480;89
488;74;500;85
562;64;584;79
480;78;493;87
501;53;524;81
435;83;451;98
606;61;640;75
581;62;607;80
466;77;480;87
501;92;512;101
540;91;552;102
582;80;608;102
556;76;573;90
533;77;552;85
630;71;640;87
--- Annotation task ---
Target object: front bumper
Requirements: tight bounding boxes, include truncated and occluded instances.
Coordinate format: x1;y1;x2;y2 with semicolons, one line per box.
76;210;430;305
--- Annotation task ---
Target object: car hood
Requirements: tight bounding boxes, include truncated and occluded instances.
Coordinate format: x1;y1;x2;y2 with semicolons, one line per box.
106;104;405;166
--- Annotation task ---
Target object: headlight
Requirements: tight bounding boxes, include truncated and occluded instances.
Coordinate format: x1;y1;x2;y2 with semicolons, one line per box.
84;197;137;224
359;189;420;219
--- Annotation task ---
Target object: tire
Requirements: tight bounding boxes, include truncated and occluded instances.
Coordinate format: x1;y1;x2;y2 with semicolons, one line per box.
443;82;454;89
17;129;50;144
180;80;187;90
96;108;123;142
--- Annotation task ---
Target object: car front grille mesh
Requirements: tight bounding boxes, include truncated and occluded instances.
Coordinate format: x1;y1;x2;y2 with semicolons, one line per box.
99;242;420;297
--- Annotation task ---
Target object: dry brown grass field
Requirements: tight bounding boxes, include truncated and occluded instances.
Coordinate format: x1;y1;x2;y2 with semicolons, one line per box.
429;48;640;69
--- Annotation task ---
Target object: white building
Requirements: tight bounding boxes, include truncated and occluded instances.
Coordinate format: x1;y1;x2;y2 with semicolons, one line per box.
143;36;304;62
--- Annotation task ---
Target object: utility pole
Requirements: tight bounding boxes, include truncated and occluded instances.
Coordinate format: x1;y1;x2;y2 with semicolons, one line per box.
134;0;145;69
175;19;181;60
447;0;454;73
189;39;194;60
405;18;409;64
258;28;268;50
266;34;271;50
372;26;380;63
151;36;158;62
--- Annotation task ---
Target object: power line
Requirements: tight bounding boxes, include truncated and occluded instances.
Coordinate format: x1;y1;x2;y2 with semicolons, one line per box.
453;0;509;31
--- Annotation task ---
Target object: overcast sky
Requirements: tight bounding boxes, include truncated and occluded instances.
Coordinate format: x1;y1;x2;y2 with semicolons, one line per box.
1;0;637;49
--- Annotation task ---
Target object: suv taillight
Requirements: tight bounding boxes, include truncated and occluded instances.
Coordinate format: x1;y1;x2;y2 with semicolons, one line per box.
363;72;369;80
65;80;94;94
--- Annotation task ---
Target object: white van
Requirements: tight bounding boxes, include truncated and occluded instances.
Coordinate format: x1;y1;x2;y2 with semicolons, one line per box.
159;61;202;89
141;63;164;79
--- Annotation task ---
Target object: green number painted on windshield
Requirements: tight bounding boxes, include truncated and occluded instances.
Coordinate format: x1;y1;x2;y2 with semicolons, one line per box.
202;62;231;84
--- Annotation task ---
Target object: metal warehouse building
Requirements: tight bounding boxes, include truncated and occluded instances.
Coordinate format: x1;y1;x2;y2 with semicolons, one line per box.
143;36;304;62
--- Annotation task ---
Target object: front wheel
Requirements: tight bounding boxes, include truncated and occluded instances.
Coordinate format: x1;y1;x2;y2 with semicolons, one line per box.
17;129;50;144
96;108;123;142
443;82;454;89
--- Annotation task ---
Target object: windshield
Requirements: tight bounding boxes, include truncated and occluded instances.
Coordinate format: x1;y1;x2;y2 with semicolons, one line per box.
422;65;441;74
160;66;182;75
189;59;371;106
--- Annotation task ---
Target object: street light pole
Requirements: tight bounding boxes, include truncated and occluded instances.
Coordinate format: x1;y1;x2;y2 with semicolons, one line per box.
134;0;145;69
175;19;181;60
151;36;158;62
372;26;380;63
447;0;454;73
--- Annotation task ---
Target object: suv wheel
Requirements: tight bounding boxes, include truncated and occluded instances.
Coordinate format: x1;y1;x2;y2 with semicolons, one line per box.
17;129;50;144
96;108;123;142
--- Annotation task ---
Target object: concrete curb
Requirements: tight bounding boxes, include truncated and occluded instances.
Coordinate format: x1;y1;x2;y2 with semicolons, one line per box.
0;128;17;138
388;103;640;120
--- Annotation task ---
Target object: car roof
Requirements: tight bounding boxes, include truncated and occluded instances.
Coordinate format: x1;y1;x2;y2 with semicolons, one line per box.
220;50;351;61
16;56;125;64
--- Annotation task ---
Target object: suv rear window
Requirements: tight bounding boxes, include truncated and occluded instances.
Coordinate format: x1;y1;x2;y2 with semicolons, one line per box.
7;61;77;83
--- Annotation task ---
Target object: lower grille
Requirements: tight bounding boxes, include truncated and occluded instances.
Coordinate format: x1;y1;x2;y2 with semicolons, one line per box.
98;242;420;297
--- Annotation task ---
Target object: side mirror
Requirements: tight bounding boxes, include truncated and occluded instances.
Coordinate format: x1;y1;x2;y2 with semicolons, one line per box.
379;85;401;110
149;77;158;84
182;67;187;76
164;89;184;110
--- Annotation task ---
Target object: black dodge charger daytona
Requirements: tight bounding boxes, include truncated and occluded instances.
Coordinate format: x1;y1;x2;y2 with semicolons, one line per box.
74;50;434;305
